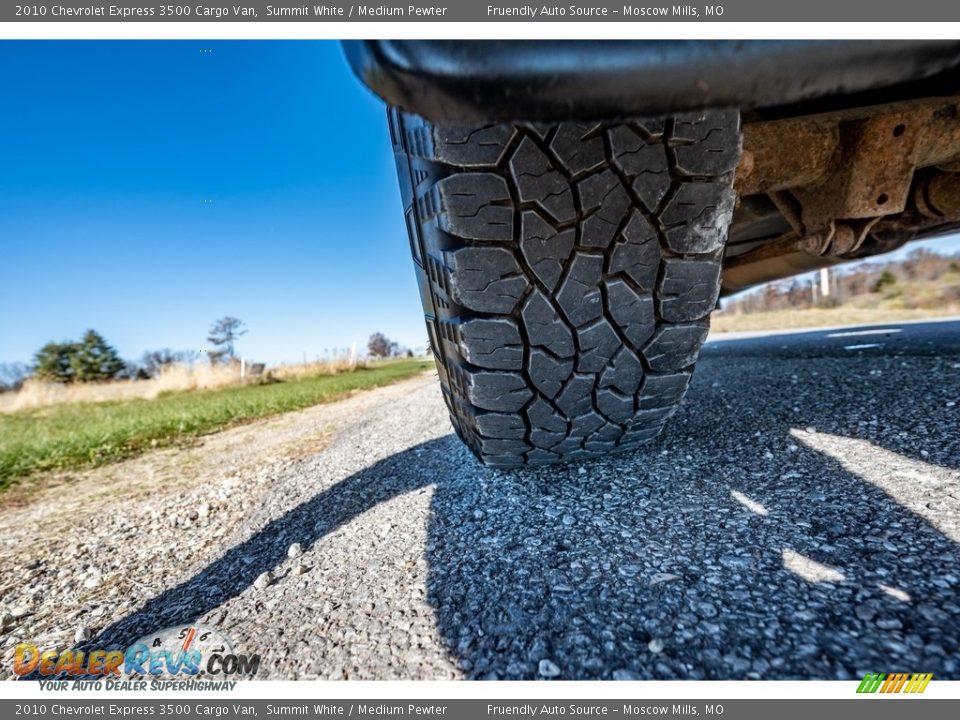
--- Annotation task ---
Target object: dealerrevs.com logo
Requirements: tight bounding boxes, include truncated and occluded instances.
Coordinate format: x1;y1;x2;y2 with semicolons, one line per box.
15;625;260;689
857;673;933;694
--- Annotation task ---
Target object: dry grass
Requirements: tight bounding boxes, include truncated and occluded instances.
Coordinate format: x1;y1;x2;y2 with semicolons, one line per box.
270;355;365;381
0;355;383;414
712;304;960;334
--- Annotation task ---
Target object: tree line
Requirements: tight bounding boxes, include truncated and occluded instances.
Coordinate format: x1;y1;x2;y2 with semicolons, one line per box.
0;316;247;390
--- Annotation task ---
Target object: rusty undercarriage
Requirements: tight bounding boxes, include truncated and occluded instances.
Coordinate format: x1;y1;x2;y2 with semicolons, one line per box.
727;96;960;295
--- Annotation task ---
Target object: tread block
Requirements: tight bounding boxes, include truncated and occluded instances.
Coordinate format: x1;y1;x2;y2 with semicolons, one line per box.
643;323;709;372
604;279;656;349
619;424;664;446
568;411;606;438
526;448;561;463
528;349;574;399
576;170;631;249
659;258;722;322
608;126;671;211
463;369;533;412
431;123;517;167
549;123;606;176
661;182;736;254
528;399;568;450
551;436;585;455
522;290;576;358
509;137;576;223
556;373;595;418
638;372;693;410
520;211;575;292
445;246;529;313
576;317;621;373
599;347;643;396
458;318;524;370
672;109;741;176
527;397;568;434
596;388;634;425
608;211;660;290
436;173;514;241
479;437;532;456
556;252;604;327
474;412;526;440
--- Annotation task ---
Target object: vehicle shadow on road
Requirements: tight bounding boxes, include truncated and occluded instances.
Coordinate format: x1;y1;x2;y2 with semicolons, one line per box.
83;323;959;680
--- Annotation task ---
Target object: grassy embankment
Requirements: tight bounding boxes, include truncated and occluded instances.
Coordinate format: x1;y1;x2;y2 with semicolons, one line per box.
0;359;432;491
712;273;960;333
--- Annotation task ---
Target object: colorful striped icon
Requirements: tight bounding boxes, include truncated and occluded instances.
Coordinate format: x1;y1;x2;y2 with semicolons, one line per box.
857;672;933;693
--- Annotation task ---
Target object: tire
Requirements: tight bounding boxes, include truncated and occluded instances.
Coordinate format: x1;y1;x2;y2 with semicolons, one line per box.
389;108;741;467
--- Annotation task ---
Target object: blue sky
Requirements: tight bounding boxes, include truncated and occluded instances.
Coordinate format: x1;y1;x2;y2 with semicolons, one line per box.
1;41;959;367
0;41;423;366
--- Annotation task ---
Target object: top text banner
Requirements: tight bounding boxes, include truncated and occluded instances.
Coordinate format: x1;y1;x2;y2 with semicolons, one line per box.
6;1;960;22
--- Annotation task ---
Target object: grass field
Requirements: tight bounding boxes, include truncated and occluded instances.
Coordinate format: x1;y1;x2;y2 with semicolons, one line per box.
0;359;432;490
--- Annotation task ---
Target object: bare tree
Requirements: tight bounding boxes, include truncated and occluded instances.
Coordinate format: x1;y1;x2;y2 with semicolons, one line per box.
0;362;29;392
207;317;247;363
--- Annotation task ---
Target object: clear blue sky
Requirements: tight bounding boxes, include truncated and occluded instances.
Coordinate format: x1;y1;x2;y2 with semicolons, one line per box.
0;41;424;366
2;41;959;367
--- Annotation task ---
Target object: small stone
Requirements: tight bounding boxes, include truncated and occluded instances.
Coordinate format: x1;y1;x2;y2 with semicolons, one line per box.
472;510;484;520
288;543;303;559
578;467;587;476
855;604;877;622
538;659;561;678
293;563;308;576
698;602;718;618
83;574;102;590
562;514;575;526
197;503;211;518
649;573;681;586
877;618;903;631
613;669;642;681
648;638;665;654
9;606;31;620
74;626;92;643
254;571;273;590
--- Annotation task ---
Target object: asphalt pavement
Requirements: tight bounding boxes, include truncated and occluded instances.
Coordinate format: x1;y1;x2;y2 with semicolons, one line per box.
3;319;959;680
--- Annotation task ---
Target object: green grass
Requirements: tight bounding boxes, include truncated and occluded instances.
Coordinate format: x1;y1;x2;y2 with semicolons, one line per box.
0;359;432;491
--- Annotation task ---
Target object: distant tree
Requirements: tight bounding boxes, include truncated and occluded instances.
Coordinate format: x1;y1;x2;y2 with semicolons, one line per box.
207;317;247;363
872;270;897;293
140;348;197;377
70;330;126;382
0;362;29;392
33;341;80;383
32;330;124;383
367;332;393;358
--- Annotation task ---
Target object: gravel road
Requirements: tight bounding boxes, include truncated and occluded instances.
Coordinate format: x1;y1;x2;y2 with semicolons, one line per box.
3;319;959;680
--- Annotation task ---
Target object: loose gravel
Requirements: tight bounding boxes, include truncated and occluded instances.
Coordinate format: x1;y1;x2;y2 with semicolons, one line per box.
2;320;958;680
